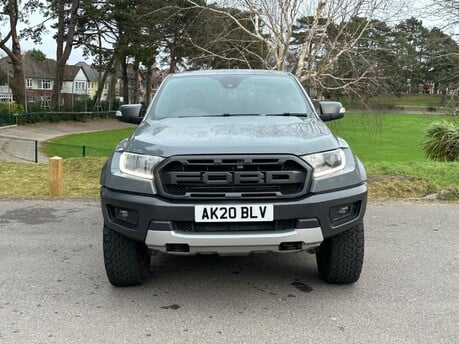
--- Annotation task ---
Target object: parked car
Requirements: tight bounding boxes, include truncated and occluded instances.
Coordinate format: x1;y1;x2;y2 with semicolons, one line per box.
101;70;367;287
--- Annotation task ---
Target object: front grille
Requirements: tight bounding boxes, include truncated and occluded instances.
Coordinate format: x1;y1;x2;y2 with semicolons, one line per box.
174;220;296;232
155;155;311;200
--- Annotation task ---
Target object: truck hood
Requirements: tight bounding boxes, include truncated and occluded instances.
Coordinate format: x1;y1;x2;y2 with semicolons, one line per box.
125;116;343;156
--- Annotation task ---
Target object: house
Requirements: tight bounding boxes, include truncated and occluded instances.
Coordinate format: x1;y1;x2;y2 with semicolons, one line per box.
76;61;104;100
0;53;169;109
0;55;89;109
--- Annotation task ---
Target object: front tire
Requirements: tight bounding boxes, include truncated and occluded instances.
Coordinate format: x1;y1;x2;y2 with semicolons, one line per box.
316;223;364;284
103;226;150;287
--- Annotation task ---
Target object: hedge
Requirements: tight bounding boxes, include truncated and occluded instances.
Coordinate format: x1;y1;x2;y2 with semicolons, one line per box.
15;111;117;125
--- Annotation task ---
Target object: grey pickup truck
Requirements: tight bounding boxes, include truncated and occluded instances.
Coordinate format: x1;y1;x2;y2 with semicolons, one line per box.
101;70;367;286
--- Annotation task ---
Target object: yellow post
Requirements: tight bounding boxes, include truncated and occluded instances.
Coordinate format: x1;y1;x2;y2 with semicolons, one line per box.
49;156;63;196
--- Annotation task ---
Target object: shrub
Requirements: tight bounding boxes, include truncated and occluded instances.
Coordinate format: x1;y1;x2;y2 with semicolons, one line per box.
423;120;459;161
0;102;24;114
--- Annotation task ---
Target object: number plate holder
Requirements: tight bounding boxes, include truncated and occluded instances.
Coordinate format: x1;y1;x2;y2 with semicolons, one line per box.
195;204;274;223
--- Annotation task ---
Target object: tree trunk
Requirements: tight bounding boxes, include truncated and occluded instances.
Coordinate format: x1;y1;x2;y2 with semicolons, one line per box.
169;45;177;73
121;57;129;103
133;60;139;103
0;0;25;108
145;62;153;106
94;55;116;107
108;68;117;111
50;0;80;110
10;34;25;107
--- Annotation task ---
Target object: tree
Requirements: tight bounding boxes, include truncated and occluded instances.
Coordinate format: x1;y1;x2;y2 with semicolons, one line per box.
186;0;401;97
424;27;459;90
73;0;126;107
324;17;403;99
187;4;268;69
48;0;81;110
429;0;459;34
393;19;459;94
27;48;47;62
0;0;40;105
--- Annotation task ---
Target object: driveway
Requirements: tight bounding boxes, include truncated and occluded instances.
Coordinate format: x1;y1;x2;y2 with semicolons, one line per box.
0;119;136;162
0;200;457;343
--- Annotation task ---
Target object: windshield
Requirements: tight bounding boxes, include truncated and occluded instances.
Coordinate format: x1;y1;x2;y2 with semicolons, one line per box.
149;73;314;119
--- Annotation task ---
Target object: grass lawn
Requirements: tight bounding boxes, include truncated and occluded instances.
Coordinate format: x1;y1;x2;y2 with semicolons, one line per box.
0;158;107;198
46;113;459;163
44;128;135;158
341;94;455;109
327;113;459;162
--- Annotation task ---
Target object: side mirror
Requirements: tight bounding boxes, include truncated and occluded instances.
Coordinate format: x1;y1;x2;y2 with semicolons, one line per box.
318;101;345;122
117;104;145;124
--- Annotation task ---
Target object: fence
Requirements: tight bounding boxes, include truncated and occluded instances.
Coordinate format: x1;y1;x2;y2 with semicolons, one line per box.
0;112;16;126
0;136;113;163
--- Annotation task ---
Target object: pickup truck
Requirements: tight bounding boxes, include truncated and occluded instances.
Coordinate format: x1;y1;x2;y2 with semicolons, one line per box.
100;70;367;286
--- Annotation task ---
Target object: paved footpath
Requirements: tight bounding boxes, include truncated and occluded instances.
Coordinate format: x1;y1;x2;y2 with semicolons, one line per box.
0;119;136;162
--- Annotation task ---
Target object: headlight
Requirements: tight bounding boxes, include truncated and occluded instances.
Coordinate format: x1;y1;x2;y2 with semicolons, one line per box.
301;149;346;178
119;152;163;179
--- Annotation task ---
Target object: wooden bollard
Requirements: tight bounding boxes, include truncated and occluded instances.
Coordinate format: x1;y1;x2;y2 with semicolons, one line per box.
49;156;63;196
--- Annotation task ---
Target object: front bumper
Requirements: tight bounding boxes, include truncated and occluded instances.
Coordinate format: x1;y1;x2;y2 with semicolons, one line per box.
101;183;367;254
145;227;323;255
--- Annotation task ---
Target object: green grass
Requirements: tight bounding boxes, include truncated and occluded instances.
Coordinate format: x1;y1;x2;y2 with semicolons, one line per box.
341;94;451;109
371;94;443;107
44;128;135;158
327;113;459;162
46;113;459;163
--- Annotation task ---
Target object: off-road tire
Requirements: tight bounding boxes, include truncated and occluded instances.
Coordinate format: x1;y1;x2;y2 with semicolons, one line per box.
316;223;364;284
103;226;150;287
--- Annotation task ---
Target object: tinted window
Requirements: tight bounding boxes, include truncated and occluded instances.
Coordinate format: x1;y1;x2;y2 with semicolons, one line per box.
150;74;312;118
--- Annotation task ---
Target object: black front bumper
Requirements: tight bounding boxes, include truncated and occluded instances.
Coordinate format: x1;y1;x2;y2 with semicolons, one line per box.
101;183;367;243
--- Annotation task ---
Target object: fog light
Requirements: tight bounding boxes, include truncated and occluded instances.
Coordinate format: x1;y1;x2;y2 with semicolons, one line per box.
108;206;138;227
117;209;130;219
330;203;359;223
337;206;350;216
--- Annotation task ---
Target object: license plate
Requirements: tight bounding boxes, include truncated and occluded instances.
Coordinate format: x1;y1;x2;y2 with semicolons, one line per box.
195;204;273;223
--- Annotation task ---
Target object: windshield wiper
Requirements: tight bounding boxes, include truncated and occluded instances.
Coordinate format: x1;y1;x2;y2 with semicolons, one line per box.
265;112;309;117
177;113;261;118
218;113;261;117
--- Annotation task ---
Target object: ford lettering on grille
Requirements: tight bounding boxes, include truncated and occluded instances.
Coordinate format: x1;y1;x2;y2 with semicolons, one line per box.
166;171;304;185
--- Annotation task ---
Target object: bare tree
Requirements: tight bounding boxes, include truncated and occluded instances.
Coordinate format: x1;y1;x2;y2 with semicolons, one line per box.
431;0;459;30
186;0;402;97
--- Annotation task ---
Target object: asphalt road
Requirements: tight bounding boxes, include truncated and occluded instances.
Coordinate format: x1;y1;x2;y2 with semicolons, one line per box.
0;200;458;343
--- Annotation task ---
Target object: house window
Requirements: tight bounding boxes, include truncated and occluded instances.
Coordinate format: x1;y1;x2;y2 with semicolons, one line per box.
26;79;33;88
74;81;87;92
39;79;51;89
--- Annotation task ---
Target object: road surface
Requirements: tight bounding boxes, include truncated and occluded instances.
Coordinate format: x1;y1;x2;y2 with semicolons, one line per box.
0;200;457;343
